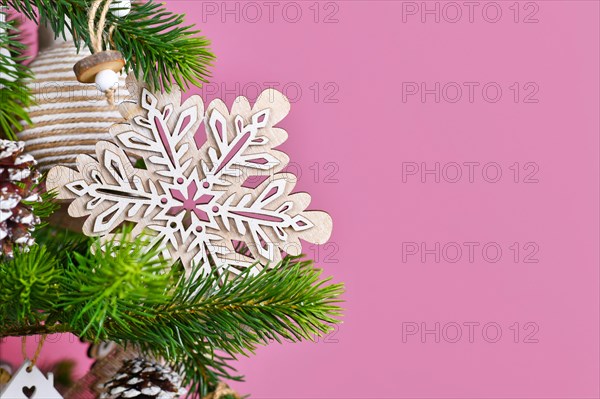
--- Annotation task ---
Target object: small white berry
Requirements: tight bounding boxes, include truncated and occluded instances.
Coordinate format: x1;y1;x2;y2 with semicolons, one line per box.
95;69;119;92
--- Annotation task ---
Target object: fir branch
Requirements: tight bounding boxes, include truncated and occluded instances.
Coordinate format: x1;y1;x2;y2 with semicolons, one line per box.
0;245;61;323
0;231;344;397
0;13;34;140
20;179;60;230
168;257;344;353
5;0;215;90
33;225;90;263
59;232;175;337
0;321;71;336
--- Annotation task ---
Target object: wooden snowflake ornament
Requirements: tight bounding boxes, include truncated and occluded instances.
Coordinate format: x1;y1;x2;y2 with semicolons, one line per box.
47;76;332;277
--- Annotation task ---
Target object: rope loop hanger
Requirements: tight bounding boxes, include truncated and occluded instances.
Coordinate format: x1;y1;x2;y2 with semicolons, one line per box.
21;335;47;372
73;0;125;106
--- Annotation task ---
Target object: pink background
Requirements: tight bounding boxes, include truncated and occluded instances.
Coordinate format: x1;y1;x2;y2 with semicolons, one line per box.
2;1;599;398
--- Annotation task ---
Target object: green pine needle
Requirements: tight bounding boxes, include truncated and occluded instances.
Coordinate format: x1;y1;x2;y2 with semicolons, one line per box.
0;14;34;140
5;0;215;91
0;245;61;323
0;231;344;397
0;5;342;397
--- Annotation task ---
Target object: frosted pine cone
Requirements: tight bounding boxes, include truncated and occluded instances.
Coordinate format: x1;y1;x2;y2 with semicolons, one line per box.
100;358;186;399
0;139;41;257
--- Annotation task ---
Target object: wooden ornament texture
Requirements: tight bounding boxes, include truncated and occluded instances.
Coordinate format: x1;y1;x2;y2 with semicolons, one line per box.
0;361;63;399
47;75;333;278
16;42;128;172
73;50;125;83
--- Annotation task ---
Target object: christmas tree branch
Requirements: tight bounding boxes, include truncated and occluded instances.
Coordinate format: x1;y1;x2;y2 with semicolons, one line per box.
4;0;214;91
0;12;33;140
0;231;344;397
1;322;71;336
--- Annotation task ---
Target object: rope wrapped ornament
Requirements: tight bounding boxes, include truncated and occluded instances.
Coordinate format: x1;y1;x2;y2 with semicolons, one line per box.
15;41;127;172
16;0;128;173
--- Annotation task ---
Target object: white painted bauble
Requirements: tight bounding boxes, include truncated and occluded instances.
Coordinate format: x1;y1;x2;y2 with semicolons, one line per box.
0;47;17;86
110;0;131;17
0;7;5;35
95;69;119;92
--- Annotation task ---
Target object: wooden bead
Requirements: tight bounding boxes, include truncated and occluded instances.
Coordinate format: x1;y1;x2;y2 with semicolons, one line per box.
95;69;119;92
73;50;125;83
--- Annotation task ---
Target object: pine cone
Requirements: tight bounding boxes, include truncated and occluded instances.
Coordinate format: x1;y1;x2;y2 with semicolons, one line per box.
100;358;186;399
0;139;41;257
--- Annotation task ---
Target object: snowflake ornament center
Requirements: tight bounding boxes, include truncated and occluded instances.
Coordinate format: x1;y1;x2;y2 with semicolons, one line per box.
47;76;332;278
167;181;215;221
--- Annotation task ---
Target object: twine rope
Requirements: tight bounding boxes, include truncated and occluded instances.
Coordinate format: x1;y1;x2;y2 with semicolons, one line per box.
88;0;116;106
88;0;114;53
21;335;47;372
